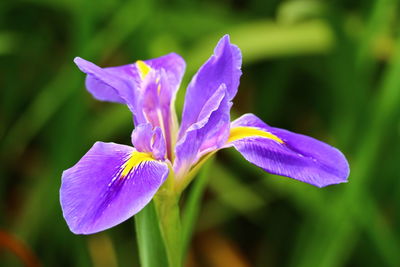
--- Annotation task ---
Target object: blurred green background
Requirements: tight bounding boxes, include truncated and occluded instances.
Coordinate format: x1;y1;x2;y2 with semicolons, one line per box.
1;0;400;266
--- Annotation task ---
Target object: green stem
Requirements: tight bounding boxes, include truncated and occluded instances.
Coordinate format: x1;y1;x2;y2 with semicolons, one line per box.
135;201;169;267
154;193;182;267
150;163;183;267
135;163;183;267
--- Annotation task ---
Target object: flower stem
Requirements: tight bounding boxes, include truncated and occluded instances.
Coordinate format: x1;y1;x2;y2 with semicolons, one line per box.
153;164;183;267
154;193;182;267
135;201;169;267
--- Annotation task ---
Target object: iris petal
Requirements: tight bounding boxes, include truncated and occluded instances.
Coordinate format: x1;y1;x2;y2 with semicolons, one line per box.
74;53;185;127
131;123;166;160
179;34;242;137
174;34;241;175
74;57;132;104
174;84;231;176
60;142;169;234
227;114;350;187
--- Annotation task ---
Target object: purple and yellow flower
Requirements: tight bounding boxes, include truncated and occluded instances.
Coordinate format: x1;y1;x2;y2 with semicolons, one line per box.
60;35;349;234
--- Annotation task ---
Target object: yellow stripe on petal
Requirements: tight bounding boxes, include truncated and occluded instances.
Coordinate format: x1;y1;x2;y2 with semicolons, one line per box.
136;60;152;80
121;151;155;178
228;126;284;144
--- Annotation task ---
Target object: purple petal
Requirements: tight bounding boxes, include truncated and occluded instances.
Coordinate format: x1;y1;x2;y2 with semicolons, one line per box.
179;35;242;137
74;53;185;127
145;53;186;94
151;127;167;160
228;114;350;187
139;70;171;126
131;123;166;160
60;142;169;234
74;57;142;124
131;124;153;153
75;53;185;102
174;84;231;176
138;70;175;157
74;57;133;104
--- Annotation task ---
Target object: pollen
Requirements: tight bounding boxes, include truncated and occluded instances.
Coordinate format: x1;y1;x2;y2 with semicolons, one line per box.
228;127;284;144
120;151;155;178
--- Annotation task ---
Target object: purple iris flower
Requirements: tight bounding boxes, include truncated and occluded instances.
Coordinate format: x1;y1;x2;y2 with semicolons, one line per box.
60;35;349;234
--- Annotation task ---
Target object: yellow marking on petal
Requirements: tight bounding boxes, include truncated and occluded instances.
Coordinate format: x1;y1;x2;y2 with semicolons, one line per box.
120;151;155;178
228;126;284;144
136;60;152;80
157;84;161;94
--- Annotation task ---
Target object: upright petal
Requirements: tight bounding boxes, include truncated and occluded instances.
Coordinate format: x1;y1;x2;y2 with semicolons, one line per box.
138;70;176;158
179;35;242;137
174;84;231;177
60;142;169;234
227;114;349;187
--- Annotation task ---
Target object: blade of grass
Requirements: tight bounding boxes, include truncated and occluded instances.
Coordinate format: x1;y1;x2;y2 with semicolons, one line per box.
135;201;169;267
181;158;213;258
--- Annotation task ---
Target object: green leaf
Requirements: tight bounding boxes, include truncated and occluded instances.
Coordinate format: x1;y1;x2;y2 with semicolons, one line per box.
181;159;213;259
135;201;168;267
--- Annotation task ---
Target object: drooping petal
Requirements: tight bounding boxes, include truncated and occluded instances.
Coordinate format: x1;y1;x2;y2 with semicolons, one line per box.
131;123;166;160
74;57;133;104
60;142;169;234
74;53;185;127
179;34;242;137
227;114;349;187
74;57;143;123
75;53;185;102
174;84;231;177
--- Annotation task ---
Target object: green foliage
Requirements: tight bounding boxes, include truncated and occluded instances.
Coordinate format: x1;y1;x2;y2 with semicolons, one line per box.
135;201;168;267
1;0;400;266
